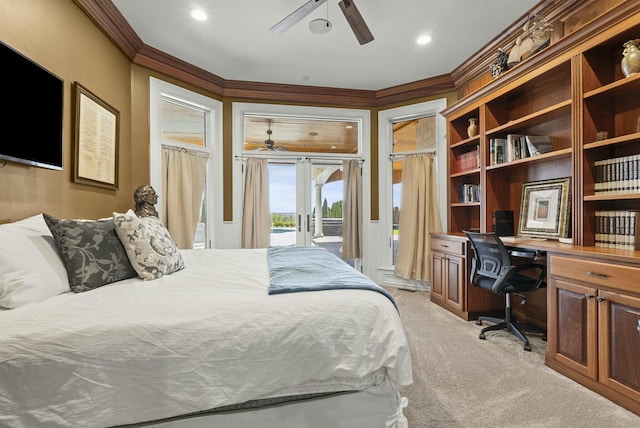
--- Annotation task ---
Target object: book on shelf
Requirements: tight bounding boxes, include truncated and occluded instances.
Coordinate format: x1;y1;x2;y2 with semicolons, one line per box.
594;154;640;194
525;135;554;156
459;184;480;203
489;138;507;165
455;146;479;172
489;135;552;165
595;210;640;250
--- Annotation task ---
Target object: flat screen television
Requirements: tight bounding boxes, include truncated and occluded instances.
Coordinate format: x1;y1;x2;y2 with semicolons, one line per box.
1;41;64;170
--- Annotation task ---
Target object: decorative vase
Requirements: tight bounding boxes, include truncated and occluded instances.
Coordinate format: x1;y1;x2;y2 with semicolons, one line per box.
467;118;479;138
621;39;640;77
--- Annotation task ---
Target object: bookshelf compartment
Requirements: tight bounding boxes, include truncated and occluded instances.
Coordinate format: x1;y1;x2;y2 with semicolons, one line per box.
485;62;571;130
582;21;640;93
583;89;640;142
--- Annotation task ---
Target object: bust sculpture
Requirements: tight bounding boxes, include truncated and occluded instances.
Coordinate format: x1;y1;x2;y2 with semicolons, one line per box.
133;185;159;218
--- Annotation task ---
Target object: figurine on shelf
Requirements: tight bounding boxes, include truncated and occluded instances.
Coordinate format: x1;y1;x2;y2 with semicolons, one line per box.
507;16;553;68
490;48;510;78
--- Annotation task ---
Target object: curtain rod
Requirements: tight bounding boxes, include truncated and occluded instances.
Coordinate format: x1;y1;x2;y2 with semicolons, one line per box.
389;149;437;159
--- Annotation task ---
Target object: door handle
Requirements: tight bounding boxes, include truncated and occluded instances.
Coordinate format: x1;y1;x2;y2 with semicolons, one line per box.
298;214;301;232
307;214;310;232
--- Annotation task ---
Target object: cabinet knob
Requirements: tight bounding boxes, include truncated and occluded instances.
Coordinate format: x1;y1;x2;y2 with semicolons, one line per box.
584;294;594;299
586;271;608;278
596;296;606;302
637;320;640;334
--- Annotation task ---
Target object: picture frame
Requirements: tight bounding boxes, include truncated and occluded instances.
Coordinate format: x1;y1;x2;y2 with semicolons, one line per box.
518;177;571;239
73;82;119;189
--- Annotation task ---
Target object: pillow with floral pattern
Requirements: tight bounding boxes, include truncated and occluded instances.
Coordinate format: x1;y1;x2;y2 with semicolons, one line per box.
43;214;137;293
113;210;184;280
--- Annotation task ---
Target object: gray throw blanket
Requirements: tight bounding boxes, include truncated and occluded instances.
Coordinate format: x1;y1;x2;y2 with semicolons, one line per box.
267;246;397;310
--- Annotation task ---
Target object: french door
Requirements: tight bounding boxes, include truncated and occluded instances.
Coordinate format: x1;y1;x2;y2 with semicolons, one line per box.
268;158;350;262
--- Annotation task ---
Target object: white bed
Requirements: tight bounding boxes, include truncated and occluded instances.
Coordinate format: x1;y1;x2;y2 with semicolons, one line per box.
0;214;413;428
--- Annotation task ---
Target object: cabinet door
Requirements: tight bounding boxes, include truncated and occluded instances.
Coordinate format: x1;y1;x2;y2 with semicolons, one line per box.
445;255;464;312
549;279;598;380
431;251;445;302
598;290;640;403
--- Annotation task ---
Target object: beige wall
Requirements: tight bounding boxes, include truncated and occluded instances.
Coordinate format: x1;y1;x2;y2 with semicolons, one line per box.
0;0;132;222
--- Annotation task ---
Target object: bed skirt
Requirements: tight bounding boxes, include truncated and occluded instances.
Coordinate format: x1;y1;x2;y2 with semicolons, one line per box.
118;377;408;428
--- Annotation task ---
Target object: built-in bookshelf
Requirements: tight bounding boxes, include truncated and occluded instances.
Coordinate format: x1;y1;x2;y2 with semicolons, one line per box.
442;10;640;248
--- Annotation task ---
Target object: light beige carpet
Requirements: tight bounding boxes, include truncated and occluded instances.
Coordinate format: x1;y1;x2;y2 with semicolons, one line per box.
387;287;640;428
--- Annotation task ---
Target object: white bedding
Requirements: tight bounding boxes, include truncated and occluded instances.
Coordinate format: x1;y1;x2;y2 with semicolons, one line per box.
0;249;412;428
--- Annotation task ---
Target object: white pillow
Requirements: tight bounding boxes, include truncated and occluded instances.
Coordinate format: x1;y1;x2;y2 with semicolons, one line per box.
0;214;71;309
113;210;185;280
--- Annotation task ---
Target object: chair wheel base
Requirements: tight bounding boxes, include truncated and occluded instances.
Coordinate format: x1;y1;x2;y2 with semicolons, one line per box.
479;333;486;340
476;320;483;326
523;344;532;352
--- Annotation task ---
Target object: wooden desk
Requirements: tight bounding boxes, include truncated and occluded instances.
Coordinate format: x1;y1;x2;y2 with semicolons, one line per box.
431;232;640;416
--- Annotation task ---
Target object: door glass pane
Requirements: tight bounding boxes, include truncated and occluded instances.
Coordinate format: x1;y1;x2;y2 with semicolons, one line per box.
391;115;435;265
268;163;297;246
244;116;358;153
392;115;436;153
160;98;206;146
160;96;208;248
392;160;402;265
311;164;353;266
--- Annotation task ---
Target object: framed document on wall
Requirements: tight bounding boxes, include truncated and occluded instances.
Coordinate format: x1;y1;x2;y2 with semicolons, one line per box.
73;82;119;189
518;177;571;239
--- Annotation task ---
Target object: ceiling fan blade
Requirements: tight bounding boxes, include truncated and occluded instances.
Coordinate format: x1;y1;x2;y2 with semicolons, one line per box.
338;0;374;45
270;0;328;34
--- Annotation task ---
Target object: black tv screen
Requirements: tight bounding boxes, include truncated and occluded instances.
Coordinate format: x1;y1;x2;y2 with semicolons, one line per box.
1;41;64;170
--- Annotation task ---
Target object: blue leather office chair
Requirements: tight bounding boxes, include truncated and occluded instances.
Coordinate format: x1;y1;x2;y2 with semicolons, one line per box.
464;231;547;351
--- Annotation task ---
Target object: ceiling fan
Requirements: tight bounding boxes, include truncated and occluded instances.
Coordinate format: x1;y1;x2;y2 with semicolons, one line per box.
270;0;374;45
258;120;288;151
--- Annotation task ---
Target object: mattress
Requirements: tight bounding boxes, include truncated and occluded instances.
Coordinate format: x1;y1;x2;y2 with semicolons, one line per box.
0;248;412;427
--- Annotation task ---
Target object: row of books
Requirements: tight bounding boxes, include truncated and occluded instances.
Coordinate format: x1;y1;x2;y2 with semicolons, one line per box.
455;146;479;173
594;154;640;194
594;210;640;250
459;184;480;203
489;135;553;165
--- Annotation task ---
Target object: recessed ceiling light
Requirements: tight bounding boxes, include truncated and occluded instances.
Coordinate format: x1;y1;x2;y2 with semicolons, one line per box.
416;35;432;45
190;9;207;21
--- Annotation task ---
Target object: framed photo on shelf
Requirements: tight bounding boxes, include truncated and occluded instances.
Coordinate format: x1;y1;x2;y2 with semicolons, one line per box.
518;177;571;239
73;82;120;189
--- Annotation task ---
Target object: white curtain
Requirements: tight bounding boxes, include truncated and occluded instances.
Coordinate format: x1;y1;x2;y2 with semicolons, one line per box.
342;159;362;260
161;146;208;249
242;157;271;248
394;153;442;281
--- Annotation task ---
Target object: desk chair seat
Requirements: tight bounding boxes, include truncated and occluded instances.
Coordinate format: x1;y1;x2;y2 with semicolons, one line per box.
464;231;547;351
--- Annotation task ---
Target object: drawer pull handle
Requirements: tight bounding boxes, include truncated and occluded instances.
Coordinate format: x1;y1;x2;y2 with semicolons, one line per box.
584;294;594;299
441;244;449;248
586;271;608;278
596;296;606;302
637;320;640;335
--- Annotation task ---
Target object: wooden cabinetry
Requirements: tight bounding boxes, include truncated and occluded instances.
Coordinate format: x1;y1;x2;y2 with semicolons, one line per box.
442;7;640;243
439;2;640;415
430;234;502;320
547;254;640;414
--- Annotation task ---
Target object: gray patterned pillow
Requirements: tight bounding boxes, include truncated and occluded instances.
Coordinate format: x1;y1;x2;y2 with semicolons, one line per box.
42;214;137;293
113;210;185;280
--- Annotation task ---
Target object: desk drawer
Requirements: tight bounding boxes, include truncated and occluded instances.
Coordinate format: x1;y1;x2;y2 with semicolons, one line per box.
431;237;465;256
550;255;640;294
